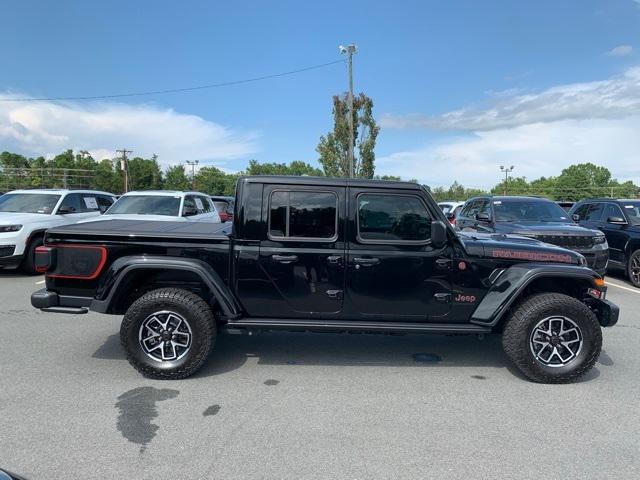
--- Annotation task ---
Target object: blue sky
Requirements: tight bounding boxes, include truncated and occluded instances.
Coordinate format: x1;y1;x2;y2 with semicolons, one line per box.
1;0;640;187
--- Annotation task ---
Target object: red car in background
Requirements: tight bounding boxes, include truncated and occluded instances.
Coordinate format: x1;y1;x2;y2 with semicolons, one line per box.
210;196;235;222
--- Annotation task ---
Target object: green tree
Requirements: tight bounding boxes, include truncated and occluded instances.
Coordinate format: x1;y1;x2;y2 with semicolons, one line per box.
245;159;323;176
127;157;163;190
92;159;122;193
491;176;531;196
163;165;191;190
553;163;612;201
316;92;380;178
194;166;238;195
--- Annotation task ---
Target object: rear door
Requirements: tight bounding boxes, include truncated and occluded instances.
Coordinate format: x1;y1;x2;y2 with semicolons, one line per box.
258;184;346;318
345;188;452;321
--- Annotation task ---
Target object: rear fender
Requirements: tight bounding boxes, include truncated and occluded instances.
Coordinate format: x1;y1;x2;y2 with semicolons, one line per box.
471;263;602;327
91;255;242;318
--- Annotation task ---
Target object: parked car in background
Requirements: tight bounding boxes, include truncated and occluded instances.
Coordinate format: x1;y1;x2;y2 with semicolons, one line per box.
456;195;609;275
438;201;465;226
569;199;640;287
0;189;116;273
210;195;235;222
556;201;574;211
99;191;221;223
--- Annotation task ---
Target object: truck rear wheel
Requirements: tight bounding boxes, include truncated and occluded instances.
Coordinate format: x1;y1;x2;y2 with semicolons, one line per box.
502;293;602;383
120;288;216;379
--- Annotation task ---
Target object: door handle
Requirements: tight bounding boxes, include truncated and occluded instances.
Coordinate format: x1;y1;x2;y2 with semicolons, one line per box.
272;254;298;264
326;255;342;264
353;257;380;266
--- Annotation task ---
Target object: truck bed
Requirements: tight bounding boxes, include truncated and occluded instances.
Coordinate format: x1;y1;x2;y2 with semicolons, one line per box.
45;218;232;242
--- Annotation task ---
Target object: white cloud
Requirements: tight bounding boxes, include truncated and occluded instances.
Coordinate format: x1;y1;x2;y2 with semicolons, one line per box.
381;67;640;131
0;95;258;167
607;45;633;57
377;117;640;188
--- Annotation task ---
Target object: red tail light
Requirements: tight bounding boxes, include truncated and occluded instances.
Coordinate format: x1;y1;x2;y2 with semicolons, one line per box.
35;246;55;273
46;245;107;280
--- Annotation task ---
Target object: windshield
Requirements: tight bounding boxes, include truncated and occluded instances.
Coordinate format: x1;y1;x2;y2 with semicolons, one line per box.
0;193;61;214
106;195;181;216
621;202;640;225
493;199;571;223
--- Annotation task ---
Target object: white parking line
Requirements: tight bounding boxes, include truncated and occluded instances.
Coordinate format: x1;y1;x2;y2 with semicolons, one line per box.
35;280;45;285
606;279;640;294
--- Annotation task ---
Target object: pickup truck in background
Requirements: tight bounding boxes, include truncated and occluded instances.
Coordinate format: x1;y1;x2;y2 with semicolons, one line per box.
31;176;619;383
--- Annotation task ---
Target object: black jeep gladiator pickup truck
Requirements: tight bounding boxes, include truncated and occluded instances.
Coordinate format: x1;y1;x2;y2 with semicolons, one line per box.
31;176;619;383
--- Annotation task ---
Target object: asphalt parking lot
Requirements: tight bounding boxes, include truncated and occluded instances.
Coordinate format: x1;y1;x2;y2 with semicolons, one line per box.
1;272;639;480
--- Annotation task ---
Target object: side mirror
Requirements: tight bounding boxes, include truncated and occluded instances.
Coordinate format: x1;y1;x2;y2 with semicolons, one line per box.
475;212;491;222
572;214;580;222
607;216;627;224
182;206;198;217
57;206;75;214
431;220;447;248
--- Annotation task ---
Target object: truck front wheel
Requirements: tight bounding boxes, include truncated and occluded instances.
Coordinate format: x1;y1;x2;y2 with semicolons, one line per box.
120;288;216;379
502;293;602;383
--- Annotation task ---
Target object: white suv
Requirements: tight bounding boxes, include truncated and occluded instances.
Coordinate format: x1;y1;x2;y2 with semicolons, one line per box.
0;189;116;273
99;191;221;223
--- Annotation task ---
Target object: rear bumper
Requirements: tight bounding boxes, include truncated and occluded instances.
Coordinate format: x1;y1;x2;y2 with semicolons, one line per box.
31;288;91;314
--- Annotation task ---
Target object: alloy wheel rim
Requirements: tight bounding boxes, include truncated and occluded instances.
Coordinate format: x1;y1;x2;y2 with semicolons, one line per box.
138;310;193;362
631;256;640;285
529;316;583;368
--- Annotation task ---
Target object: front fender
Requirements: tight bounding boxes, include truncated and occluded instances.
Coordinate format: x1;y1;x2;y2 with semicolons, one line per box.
91;255;242;318
470;263;601;327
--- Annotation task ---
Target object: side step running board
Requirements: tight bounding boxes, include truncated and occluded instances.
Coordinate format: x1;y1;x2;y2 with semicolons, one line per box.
226;318;492;334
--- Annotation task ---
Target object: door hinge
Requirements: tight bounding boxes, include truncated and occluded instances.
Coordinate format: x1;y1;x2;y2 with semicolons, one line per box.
326;289;344;300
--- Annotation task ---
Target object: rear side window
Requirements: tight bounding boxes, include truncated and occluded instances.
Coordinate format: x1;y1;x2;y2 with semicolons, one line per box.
268;190;338;240
585;203;604;222
95;195;114;213
358;194;432;243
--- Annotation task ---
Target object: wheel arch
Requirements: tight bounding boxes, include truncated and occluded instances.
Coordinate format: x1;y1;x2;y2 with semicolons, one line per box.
91;256;242;318
471;263;601;328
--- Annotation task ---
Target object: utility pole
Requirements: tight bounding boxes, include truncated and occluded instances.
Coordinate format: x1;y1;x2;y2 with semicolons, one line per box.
116;149;132;193
186;160;199;190
500;165;514;195
339;44;357;178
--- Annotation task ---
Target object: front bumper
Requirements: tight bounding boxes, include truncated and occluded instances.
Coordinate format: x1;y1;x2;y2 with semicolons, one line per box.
588;297;619;327
576;247;609;276
0;249;23;269
31;288;91;314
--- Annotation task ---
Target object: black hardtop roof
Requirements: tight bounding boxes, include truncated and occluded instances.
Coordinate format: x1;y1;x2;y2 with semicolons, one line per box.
469;195;554;202
238;175;422;190
577;198;640;203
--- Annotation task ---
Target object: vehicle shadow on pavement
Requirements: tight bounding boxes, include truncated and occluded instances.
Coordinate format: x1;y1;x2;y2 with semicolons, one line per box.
93;330;603;382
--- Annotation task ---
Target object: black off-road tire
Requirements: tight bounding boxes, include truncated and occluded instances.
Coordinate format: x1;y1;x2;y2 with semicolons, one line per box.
120;288;216;379
21;236;43;275
627;249;640;288
502;293;602;383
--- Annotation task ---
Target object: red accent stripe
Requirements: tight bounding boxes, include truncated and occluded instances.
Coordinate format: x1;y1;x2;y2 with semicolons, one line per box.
47;244;107;280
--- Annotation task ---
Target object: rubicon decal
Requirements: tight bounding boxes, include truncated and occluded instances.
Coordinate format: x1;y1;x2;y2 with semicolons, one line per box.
490;248;572;264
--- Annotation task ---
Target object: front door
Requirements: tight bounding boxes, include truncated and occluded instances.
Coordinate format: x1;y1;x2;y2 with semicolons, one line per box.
258;184;346;318
345;189;452;321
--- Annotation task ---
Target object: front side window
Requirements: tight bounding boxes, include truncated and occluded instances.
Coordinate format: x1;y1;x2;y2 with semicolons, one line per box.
358;194;432;242
603;203;625;222
621;202;640;225
460;199;482;219
0;193;61;214
106;195;181;216
269;190;337;240
572;203;590;220
58;193;84;214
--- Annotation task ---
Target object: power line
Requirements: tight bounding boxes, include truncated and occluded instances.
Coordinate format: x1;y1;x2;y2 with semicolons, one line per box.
0;59;346;102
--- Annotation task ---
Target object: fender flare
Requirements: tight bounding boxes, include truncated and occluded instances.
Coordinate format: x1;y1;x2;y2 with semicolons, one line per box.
470;263;600;327
91;255;242;318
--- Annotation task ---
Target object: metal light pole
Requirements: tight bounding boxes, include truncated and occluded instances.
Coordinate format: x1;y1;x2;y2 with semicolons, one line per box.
500;165;515;195
339;44;357;178
186;160;199;189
